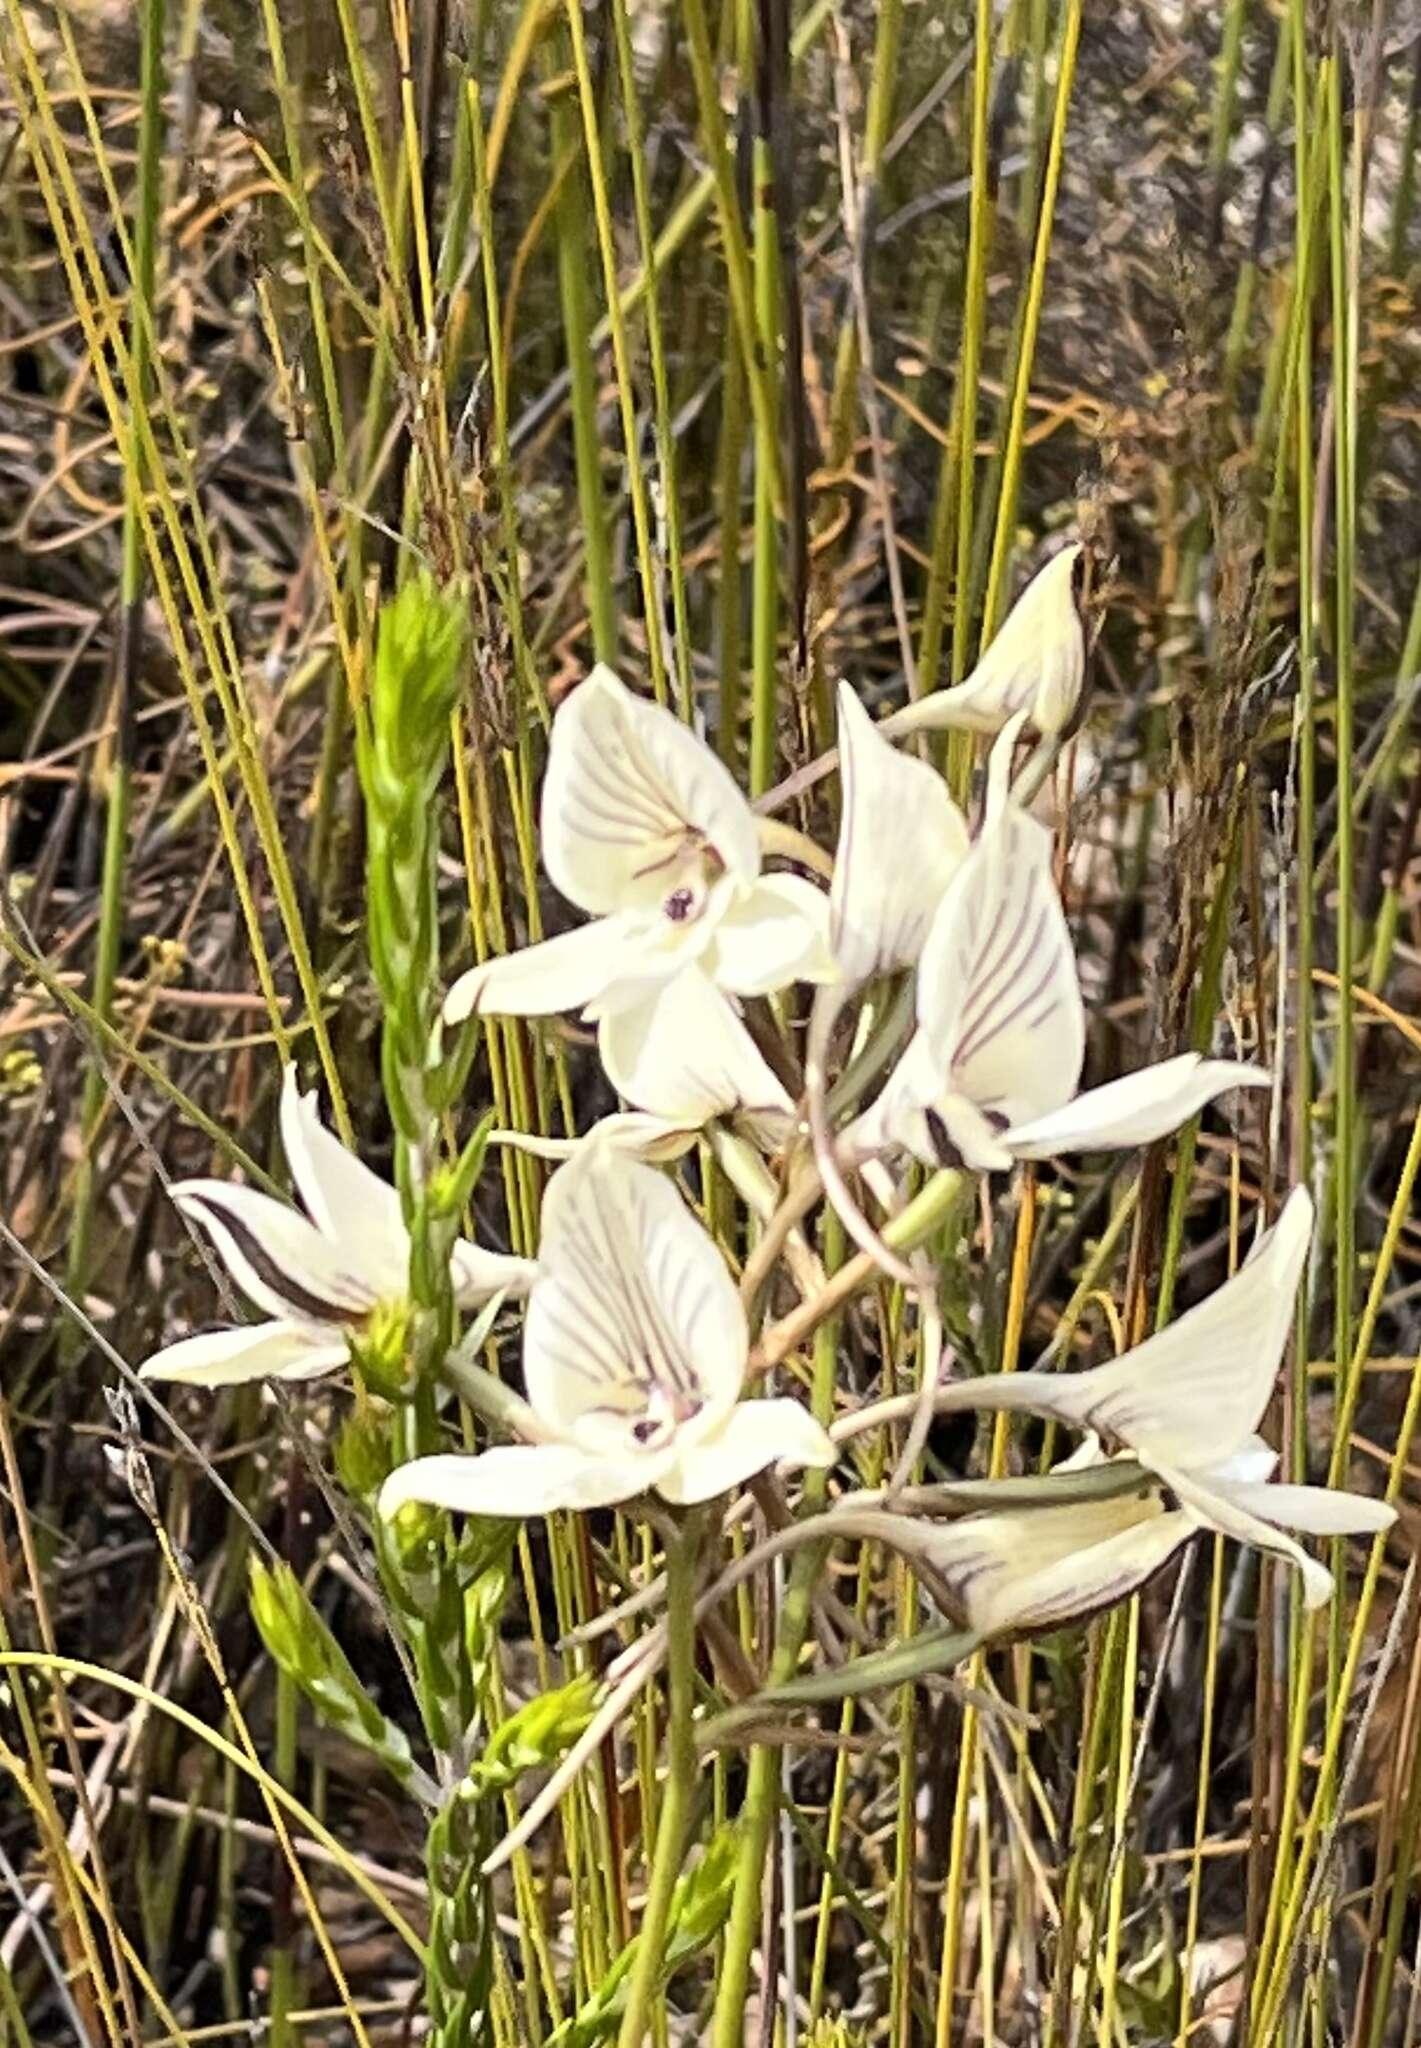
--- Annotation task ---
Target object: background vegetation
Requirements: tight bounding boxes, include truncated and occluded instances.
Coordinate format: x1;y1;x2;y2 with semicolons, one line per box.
1;0;1420;2040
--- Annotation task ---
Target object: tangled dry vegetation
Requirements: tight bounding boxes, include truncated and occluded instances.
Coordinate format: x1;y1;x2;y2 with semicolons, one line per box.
2;0;1421;2043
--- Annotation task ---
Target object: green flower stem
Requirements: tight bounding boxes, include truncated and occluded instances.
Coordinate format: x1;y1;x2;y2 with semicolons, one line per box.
614;1513;703;2048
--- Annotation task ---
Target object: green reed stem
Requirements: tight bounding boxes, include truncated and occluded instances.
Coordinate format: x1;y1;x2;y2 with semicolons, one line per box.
548;61;617;661
614;1515;703;2048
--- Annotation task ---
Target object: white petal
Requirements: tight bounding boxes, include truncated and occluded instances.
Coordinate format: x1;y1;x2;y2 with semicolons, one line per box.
1161;1465;1336;1610
916;800;1084;1130
709;874;837;996
926;1495;1191;1637
656;1398;838;1505
488;1113;699;1163
279;1068;408;1292
886;545;1085;738
830;682;969;982
172;1180;373;1324
598;968;794;1125
444;916;651;1024
1005;1056;1271;1159
138;1320;348;1387
450;1241;538;1305
1208;1477;1397;1539
378;1442;673;1521
523;1147;749;1442
541;666;760;916
930;1189;1314;1469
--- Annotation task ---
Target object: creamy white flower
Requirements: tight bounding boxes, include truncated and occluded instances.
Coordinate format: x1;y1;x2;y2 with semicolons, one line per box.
829;681;969;984
444;670;835;1109
835;1486;1192;1639
882;543;1086;740
380;1145;836;1519
139;1070;534;1387
923;1189;1396;1608
483;966;796;1166
850;727;1269;1172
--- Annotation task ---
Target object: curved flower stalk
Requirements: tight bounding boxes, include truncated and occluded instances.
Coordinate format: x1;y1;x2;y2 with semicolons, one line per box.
444;669;834;1127
880;543;1086;741
849;725;1269;1173
139;1070;535;1386
910;1189;1395;1608
380;1145;836;1520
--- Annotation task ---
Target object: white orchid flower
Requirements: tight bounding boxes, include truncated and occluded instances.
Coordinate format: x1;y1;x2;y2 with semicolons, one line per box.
139;1070;535;1387
829;682;969;984
485;966;797;1166
379;1145;836;1520
444;668;834;1079
849;728;1269;1173
836;1486;1192;1639
881;543;1086;741
923;1189;1396;1608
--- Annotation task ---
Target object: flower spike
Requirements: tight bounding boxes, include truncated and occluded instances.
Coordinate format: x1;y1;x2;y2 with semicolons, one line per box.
139;1069;534;1387
381;1146;836;1521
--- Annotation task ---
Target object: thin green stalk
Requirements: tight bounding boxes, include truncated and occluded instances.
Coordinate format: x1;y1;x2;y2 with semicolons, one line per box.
609;0;695;716
565;0;667;701
749;125;781;796
548;59;617;660
950;0;996;686
917;0;993;712
614;1516;703;2048
978;0;1080;639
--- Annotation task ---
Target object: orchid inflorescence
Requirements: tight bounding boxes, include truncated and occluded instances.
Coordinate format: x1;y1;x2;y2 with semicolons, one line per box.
138;552;1393;1822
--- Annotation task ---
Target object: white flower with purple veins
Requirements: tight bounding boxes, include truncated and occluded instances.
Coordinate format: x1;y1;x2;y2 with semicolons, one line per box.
444;666;834;1132
880;543;1086;742
380;1146;837;1520
850;728;1269;1173
926;1189;1396;1609
139;1071;535;1387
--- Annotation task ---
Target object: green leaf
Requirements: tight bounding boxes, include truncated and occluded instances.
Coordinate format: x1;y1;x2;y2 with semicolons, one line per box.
249;1561;419;1792
470;1674;599;1796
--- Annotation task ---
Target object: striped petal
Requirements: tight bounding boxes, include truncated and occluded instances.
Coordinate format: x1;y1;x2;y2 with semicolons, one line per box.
171;1180;373;1325
523;1146;749;1446
1003;1055;1271;1160
920;1491;1191;1636
830;682;969;982
541;666;761;916
916;790;1084;1132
